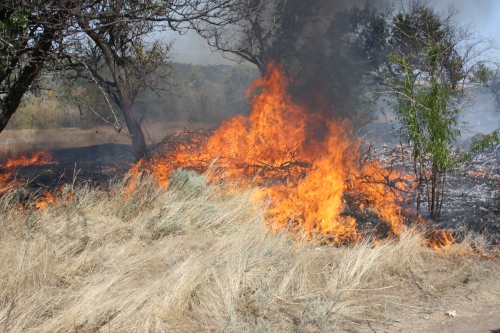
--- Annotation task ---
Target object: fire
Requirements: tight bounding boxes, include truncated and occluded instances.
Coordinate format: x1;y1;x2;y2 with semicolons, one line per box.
35;190;59;210
35;185;73;210
127;62;413;244
0;151;55;192
4;151;53;168
426;230;456;250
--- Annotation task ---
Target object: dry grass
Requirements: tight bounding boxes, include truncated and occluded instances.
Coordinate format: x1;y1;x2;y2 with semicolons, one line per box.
0;122;217;159
0;171;491;332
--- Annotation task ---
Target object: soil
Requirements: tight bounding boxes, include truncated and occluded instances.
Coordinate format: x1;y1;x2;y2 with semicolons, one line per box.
411;261;500;333
354;260;500;333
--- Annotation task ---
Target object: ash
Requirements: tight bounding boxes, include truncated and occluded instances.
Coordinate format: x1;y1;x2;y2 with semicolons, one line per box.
7;144;135;190
370;142;500;244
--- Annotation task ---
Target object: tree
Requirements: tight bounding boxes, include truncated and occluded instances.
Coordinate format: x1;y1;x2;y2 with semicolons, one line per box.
0;0;71;132
74;16;172;159
1;0;267;159
223;64;253;111
207;0;391;123
386;1;498;218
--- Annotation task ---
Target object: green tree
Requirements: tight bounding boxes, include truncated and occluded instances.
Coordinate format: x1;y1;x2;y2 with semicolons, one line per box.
0;1;65;131
391;48;460;217
223;64;253;109
388;1;498;218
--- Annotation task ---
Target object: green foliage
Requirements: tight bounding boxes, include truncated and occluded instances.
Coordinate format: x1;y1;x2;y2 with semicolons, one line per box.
188;66;205;90
389;2;466;89
5;62;258;130
223;64;253;105
137;63;258;124
7;90;83;130
471;64;500;107
0;3;29;71
471;64;496;85
390;48;455;217
390;44;499;218
386;1;499;218
460;131;500;163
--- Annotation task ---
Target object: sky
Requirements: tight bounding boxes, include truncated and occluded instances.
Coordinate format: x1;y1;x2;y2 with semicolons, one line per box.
166;0;500;66
443;0;500;52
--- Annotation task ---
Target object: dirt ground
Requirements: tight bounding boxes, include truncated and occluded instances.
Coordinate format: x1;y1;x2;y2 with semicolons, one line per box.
414;264;500;333
354;260;500;333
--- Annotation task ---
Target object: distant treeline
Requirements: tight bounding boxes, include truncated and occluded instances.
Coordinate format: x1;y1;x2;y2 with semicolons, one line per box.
7;63;259;130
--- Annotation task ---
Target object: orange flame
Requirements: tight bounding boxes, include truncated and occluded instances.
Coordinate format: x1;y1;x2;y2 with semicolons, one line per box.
4;151;53;168
129;62;413;243
0;151;55;193
426;230;456;250
34;185;73;210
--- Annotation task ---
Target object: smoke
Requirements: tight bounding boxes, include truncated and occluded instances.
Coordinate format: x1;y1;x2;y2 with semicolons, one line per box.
167;0;499;66
161;0;500;131
165;30;236;65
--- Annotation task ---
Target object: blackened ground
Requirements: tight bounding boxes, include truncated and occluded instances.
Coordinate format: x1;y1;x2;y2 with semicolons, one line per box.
438;145;500;245
367;142;500;245
15;144;135;190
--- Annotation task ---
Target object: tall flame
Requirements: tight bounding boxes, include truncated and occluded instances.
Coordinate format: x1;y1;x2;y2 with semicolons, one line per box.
130;63;412;243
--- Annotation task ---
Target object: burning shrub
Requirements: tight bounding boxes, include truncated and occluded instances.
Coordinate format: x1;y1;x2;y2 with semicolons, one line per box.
129;62;413;244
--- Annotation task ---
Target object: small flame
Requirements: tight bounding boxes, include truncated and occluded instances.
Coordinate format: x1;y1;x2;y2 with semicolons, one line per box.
35;190;59;210
35;185;73;210
426;230;456;250
0;152;55;193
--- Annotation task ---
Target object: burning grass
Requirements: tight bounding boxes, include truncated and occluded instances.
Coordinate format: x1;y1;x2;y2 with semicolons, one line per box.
0;151;56;194
0;171;494;332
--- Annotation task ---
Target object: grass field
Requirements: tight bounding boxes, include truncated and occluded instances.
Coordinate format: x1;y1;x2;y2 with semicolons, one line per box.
0;170;497;332
0;123;217;160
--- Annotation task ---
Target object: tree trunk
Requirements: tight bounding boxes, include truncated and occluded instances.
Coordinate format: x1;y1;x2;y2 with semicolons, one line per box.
78;19;147;161
0;27;55;132
121;99;147;160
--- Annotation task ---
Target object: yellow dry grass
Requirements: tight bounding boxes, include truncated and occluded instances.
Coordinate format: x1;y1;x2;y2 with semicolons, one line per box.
0;122;217;159
0;171;492;332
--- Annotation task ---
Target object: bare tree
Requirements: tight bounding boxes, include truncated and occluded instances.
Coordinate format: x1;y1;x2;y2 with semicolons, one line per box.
1;0;267;159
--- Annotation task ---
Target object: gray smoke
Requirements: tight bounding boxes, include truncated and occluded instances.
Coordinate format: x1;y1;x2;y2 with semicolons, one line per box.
167;0;498;66
166;30;235;65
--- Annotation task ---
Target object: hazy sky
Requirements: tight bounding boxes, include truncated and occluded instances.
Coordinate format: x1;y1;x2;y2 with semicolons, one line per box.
167;0;500;65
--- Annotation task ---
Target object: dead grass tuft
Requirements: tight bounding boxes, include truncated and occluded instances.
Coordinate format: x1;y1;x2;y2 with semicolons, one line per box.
0;171;492;332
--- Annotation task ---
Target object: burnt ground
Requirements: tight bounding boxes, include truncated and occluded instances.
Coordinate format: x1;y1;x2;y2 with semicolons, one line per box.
439;145;500;244
359;117;500;245
361;141;500;246
8;143;135;190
